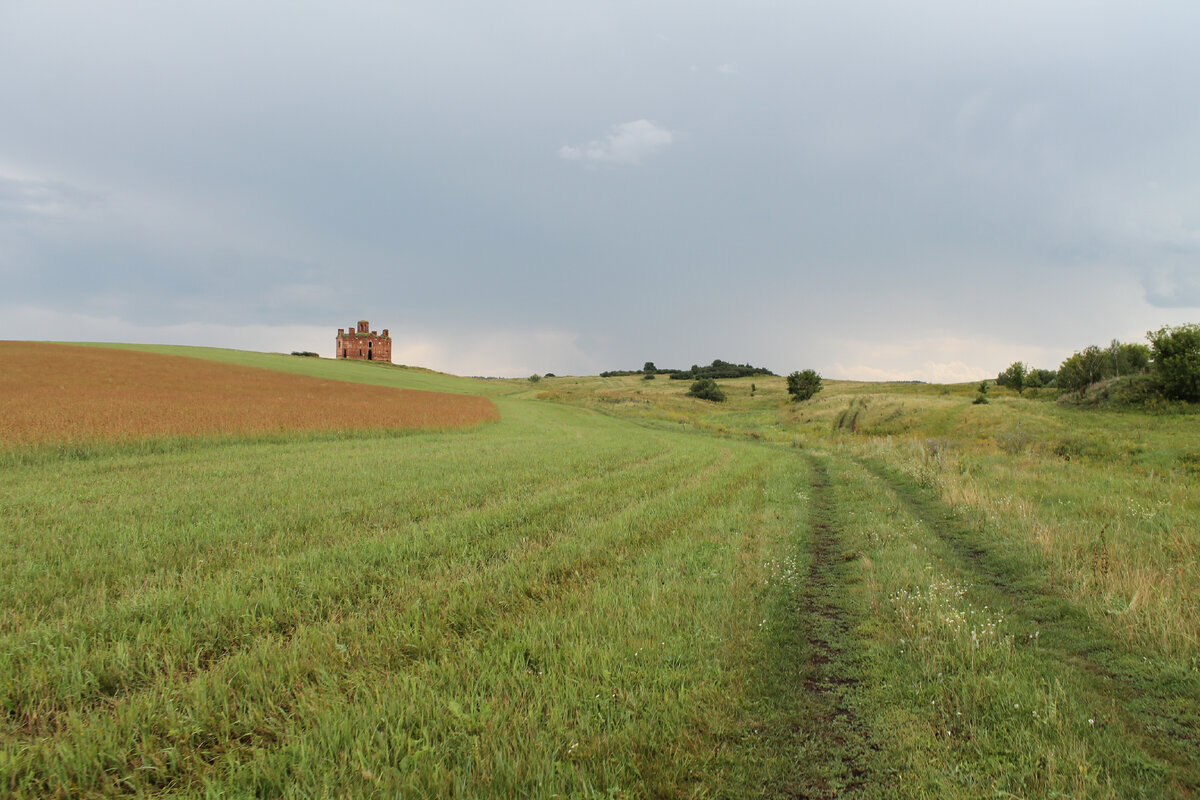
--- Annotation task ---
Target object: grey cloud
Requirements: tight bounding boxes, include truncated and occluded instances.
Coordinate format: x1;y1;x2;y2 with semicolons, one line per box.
0;175;100;221
559;120;674;166
1143;261;1200;308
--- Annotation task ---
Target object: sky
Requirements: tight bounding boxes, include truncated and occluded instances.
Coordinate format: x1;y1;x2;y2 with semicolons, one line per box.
3;1;1199;380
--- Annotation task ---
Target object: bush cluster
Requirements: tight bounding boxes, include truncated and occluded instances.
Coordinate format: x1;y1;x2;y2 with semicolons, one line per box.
670;359;777;381
687;377;726;402
601;359;775;380
1056;341;1150;394
996;363;1059;394
1016;324;1200;405
1148;324;1200;402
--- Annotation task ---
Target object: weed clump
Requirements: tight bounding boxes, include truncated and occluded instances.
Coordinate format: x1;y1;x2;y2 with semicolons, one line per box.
994;428;1033;455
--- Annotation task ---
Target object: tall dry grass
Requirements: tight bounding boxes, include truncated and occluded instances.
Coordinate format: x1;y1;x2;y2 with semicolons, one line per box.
881;436;1200;656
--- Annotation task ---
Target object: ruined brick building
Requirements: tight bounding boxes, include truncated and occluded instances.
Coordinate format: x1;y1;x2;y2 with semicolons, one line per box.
336;320;392;362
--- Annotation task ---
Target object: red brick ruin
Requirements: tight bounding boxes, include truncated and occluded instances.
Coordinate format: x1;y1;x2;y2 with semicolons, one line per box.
336;320;392;363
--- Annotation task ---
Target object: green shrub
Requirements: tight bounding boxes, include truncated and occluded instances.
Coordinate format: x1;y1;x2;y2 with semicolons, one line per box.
1057;346;1107;393
1056;374;1163;408
1052;435;1105;461
997;362;1027;394
1148;323;1200;402
687;377;726;402
1030;368;1057;387
1058;341;1152;395
786;369;822;401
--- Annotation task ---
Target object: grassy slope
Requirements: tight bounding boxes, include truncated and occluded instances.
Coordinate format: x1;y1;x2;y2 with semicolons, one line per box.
2;347;1198;797
539;372;1200;796
61;343;504;397
2;350;813;798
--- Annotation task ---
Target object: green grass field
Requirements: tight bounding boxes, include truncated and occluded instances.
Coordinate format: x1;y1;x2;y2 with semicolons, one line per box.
2;347;1198;798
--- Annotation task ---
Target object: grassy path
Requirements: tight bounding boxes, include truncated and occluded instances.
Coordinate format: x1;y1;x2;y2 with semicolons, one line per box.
857;457;1200;794
791;456;876;796
716;453;881;799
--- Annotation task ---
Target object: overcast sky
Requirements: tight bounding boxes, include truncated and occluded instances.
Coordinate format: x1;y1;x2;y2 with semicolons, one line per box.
3;1;1199;379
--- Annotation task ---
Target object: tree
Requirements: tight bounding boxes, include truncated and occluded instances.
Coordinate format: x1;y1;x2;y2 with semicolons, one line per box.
643;362;657;374
1057;346;1108;394
1056;353;1086;393
1148;323;1200;402
528;374;541;384
1109;340;1150;377
997;362;1027;394
1030;368;1057;387
786;369;822;401
687;377;726;402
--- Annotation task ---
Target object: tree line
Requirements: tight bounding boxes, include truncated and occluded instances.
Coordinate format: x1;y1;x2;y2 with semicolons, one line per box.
997;323;1200;402
601;360;777;380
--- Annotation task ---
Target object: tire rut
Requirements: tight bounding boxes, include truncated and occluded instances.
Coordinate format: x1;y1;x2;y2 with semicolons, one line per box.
789;454;875;798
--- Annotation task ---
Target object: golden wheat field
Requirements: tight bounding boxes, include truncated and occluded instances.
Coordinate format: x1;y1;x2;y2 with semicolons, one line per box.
0;342;499;447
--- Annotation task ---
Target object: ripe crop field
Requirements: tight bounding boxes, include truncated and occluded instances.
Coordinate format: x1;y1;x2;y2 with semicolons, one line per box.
0;343;498;449
2;346;1198;798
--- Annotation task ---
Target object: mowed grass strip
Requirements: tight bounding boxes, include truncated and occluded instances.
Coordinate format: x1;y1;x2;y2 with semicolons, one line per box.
1;399;810;798
0;343;497;448
0;434;699;723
